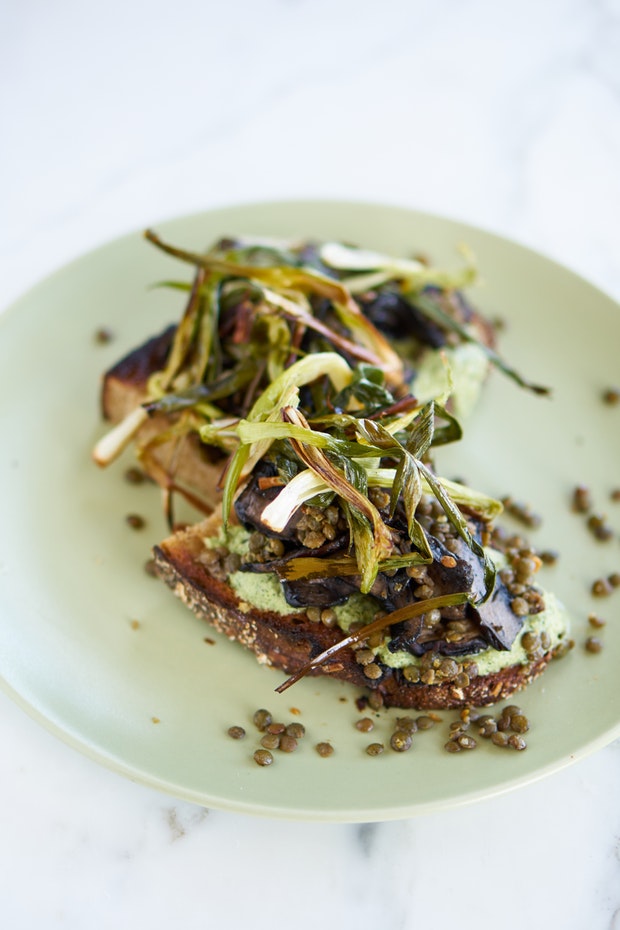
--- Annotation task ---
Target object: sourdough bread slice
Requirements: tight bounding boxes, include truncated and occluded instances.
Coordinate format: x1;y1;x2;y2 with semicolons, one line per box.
153;515;561;710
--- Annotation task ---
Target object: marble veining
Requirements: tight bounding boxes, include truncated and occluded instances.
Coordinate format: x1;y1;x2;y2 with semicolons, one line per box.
1;0;620;927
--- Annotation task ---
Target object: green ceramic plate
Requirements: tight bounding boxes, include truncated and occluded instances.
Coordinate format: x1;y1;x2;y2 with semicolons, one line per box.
1;200;619;822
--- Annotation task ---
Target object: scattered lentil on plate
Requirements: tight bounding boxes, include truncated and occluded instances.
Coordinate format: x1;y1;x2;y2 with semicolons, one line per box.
253;709;272;731
585;636;603;654
227;726;246;740
278;735;299;753
124;466;146;485
572;485;592;513
260;733;280;750
592;577;613;597
602;387;620;405
390;730;413;752
286;723;305;739
501;495;542;528
586;514;614;541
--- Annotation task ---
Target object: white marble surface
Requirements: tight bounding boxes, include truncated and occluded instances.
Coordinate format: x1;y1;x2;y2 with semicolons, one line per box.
2;1;620;927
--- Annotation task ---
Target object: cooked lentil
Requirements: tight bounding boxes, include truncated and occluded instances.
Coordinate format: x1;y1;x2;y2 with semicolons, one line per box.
285;723;306;739
587;514;614;541
390;730;413;752
368;691;385;710
316;742;334;757
321;608;337;627
501;496;542;528
592;577;613;596
266;722;286;735
278;735;299;753
124;466;146;484
366;743;385;756
510;714;530;733
553;638;575;659
253;749;274;766
227;726;246;740
260;733;280;750
572;485;592;513
456;734;477;750
450;719;469;734
253;709;273;731
478;718;498;738
363;663;383;680
126;513;146;530
395;716;418;734
585;636;603;654
355;648;376;667
355;717;375;733
508;735;527;751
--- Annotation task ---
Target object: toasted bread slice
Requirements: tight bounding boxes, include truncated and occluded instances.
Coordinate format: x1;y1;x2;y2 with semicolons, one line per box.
152;514;566;710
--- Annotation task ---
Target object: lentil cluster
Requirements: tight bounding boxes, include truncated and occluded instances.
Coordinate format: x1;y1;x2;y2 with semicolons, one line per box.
229;699;539;768
444;705;530;753
227;708;318;767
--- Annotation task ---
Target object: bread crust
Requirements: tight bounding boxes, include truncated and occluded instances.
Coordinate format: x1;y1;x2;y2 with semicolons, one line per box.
153;518;554;710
